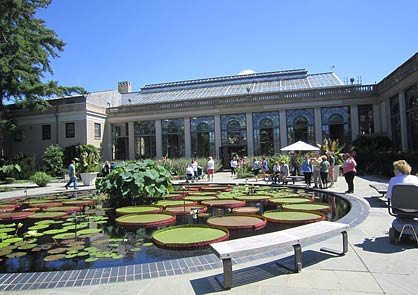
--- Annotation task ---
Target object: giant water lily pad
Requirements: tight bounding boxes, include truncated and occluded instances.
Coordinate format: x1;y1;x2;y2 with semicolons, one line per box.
282;203;331;212
152;225;229;249
116;205;162;216
233;194;272;202
0;211;34;220
207;214;267;230
165;205;207;215
269;197;312;205
116;213;176;228
155;200;195;207
263;210;325;224
201;199;246;208
28;212;68;220
184;196;218;202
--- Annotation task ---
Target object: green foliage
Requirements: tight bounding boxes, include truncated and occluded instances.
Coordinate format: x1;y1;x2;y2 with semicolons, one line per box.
318;138;345;165
64;144;101;173
2;153;37;180
156;157;221;177
95;160;173;207
352;135;394;175
30;171;52;187
4;177;15;184
0;0;85;143
43;144;64;177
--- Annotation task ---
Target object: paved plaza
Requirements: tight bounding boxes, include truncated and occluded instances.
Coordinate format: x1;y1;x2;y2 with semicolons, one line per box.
0;172;417;295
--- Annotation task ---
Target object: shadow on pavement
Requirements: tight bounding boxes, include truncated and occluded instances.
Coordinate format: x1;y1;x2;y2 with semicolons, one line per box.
354;236;416;254
190;250;336;294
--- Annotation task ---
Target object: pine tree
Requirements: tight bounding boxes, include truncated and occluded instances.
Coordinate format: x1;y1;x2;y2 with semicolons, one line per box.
0;0;84;147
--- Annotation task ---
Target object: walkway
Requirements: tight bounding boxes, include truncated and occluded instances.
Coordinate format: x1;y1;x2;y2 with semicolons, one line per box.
1;172;418;294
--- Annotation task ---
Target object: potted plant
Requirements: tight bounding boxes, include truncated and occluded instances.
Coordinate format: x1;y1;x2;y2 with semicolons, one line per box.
75;144;101;186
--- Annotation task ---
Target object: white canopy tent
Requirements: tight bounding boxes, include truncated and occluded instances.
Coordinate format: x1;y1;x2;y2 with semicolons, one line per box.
280;140;320;152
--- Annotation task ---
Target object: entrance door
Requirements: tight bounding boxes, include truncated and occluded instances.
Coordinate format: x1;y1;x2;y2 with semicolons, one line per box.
220;146;247;169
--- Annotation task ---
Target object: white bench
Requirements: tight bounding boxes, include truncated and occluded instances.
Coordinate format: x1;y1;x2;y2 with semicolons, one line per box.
210;220;349;289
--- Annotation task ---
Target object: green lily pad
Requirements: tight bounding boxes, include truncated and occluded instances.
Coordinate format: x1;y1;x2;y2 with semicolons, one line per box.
130;247;141;252
6;251;27;258
77;228;101;235
43;229;68;235
17;243;37;250
44;254;66;262
28;224;50;231
0;248;13;256
85;257;99;262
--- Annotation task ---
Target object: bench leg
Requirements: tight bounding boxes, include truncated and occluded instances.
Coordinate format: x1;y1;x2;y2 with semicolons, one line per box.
222;258;232;289
320;231;348;256
294;244;302;272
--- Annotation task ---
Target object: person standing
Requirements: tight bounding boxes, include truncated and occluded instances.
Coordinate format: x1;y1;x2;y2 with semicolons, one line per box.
343;153;357;193
327;152;335;188
102;161;111;175
65;159;77;190
261;156;269;181
191;159;198;181
320;155;330;189
253;158;261;182
301;155;313;187
230;156;238;177
311;153;322;188
207;156;215;182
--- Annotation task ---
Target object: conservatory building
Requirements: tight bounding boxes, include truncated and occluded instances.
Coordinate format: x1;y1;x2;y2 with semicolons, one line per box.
4;52;418;168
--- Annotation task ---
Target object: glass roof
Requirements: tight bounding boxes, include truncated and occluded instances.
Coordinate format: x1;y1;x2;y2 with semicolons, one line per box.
121;71;343;106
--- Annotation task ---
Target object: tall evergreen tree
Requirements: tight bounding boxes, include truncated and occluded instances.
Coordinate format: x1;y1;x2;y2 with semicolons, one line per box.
0;0;84;146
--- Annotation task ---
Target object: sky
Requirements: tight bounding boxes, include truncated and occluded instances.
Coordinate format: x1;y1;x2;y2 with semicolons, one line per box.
37;0;418;93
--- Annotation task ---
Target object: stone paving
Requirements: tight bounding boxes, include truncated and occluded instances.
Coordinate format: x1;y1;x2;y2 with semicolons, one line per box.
1;172;417;294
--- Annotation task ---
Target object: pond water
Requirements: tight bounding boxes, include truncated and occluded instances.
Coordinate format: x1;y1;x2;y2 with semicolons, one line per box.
0;186;349;273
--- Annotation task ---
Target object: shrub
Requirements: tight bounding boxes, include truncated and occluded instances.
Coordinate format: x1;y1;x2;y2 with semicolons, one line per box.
95;160;173;208
4;153;38;180
64;144;101;173
43;144;64;177
5;177;15;184
30;172;52;187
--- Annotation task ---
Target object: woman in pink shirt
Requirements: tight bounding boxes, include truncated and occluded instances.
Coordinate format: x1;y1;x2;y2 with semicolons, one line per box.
342;153;357;193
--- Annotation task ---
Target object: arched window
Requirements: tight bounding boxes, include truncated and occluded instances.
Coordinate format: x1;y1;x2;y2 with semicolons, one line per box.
191;116;215;158
321;107;350;144
253;111;280;155
286;109;314;144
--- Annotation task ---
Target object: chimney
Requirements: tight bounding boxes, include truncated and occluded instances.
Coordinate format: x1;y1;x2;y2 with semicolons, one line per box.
118;81;132;94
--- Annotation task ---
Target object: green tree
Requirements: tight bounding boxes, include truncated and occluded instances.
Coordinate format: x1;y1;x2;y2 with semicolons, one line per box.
0;0;84;143
43;144;63;177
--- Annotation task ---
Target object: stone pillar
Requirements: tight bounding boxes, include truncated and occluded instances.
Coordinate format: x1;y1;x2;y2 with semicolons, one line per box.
215;115;221;160
373;103;381;134
184;117;191;158
246;112;254;157
399;90;408;151
314;107;322;144
279;109;287;148
128;121;135;160
350;105;359;141
155;120;163;159
103;122;113;160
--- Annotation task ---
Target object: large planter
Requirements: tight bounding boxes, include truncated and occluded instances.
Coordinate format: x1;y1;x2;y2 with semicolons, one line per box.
334;165;340;182
80;172;98;186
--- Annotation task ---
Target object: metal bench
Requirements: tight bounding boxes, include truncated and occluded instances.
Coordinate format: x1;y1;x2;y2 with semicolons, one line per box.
210;220;349;289
369;183;388;199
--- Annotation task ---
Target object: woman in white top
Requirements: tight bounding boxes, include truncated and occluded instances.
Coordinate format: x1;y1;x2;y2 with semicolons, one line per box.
387;160;418;200
230;157;238;177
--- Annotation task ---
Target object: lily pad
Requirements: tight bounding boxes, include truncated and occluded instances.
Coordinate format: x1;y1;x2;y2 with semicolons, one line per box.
85;257;99;262
44;254;66;262
6;251;27;258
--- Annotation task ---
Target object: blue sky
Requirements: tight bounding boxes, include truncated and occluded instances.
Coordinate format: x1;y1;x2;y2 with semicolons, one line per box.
38;0;418;93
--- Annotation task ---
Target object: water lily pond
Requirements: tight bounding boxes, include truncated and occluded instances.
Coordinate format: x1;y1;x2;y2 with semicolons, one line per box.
0;185;349;273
